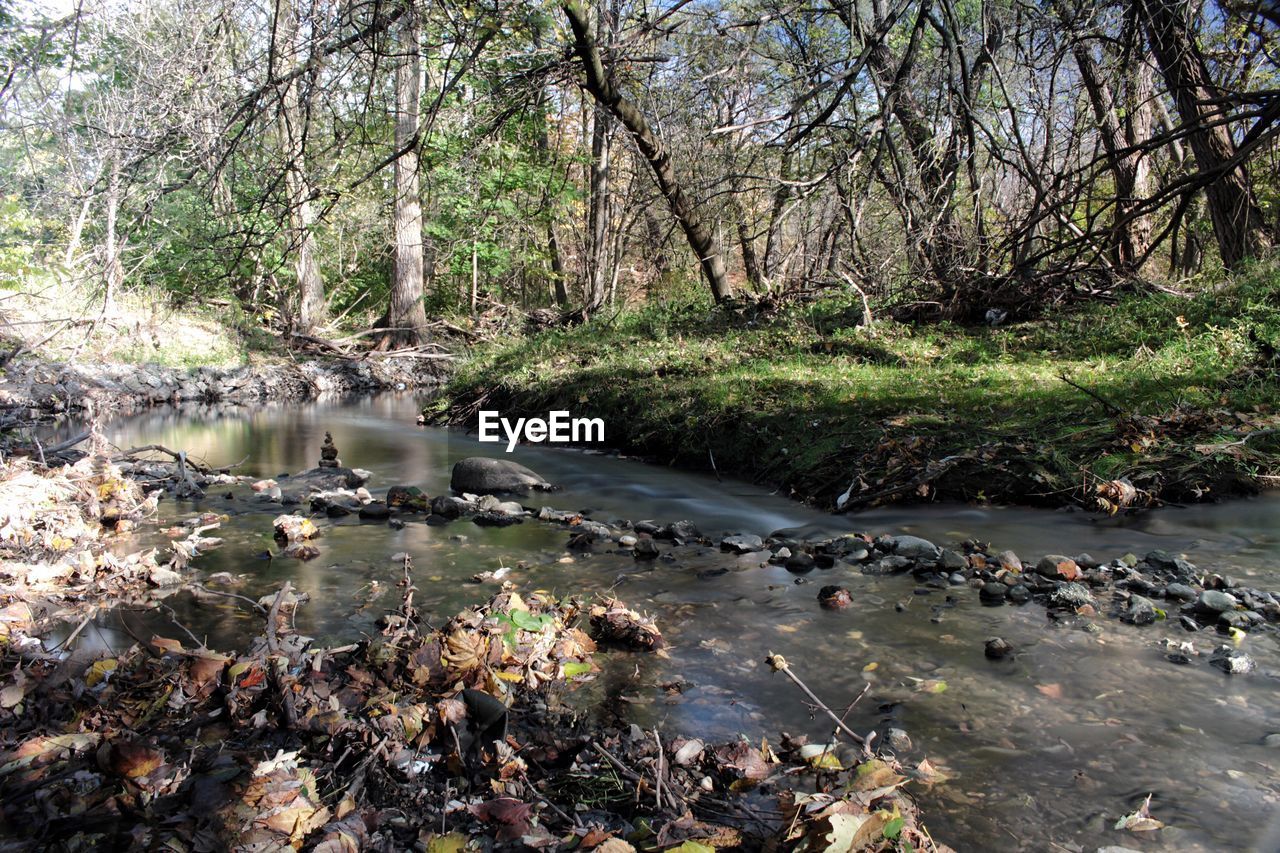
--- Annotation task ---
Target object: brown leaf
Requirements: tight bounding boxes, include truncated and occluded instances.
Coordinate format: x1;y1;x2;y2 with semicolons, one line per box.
106;741;164;780
467;798;532;842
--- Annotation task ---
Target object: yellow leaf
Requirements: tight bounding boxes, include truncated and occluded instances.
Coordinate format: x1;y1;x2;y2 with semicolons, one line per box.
85;659;118;688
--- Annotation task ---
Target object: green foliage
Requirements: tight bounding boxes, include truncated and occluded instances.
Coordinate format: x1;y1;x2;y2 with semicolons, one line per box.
445;261;1280;508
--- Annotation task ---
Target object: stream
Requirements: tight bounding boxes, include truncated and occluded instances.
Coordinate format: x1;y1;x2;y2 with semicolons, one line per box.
44;394;1280;852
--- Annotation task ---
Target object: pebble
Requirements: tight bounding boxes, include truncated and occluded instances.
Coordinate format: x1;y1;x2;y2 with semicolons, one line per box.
892;535;941;560
634;539;660;559
984;637;1014;659
721;534;765;553
1122;595;1158;626
979;582;1007;603
1209;645;1255;674
1196;590;1238;614
886;728;912;751
785;553;816;573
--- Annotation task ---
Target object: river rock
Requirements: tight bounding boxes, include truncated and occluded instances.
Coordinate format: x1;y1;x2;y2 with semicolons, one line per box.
494;501;525;515
939;549;968;572
472;512;522;528
1122;595;1158;626
618;534;638;548
872;555;912;574
1263;734;1280;748
1209;645;1255;674
892;535;941;561
450;457;553;496
318;431;341;468
1035;555;1080;580
984;637;1014;659
721;534;765;554
995;550;1022;572
979;582;1007;603
1007;584;1031;603
657;520;701;542
634;538;660;559
358;502;390;521
886;728;912;751
1164;583;1197;602
1196;590;1238;615
280;467;366;500
818;585;853;609
386;485;428;510
1050;582;1095;610
785;553;816;573
430;495;466;519
1218;611;1251;632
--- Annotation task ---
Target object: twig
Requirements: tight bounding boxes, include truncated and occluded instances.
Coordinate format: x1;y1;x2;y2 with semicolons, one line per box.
264;582;298;728
42;430;91;455
157;603;205;649
49;609;96;652
592;742;644;784
765;652;866;747
1058;372;1123;417
651;729;663;812
265;582;291;655
530;788;577;828
190;583;268;613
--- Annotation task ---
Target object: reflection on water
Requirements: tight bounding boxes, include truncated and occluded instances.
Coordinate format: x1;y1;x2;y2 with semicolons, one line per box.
47;395;1280;852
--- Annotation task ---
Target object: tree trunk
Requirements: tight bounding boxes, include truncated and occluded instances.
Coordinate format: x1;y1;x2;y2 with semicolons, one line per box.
276;0;326;333
1134;0;1270;269
585;105;613;311
562;1;732;303
102;157;124;316
1072;40;1153;272
385;0;428;346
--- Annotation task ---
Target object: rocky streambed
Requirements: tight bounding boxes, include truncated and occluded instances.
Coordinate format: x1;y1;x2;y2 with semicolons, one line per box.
0;352;448;425
6;399;1280;851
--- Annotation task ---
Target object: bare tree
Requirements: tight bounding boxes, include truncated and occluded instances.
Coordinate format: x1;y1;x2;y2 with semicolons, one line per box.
1134;0;1272;268
561;0;733;304
274;0;327;332
382;0;428;347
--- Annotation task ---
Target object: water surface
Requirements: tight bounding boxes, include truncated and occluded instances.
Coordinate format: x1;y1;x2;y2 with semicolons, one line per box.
45;395;1280;851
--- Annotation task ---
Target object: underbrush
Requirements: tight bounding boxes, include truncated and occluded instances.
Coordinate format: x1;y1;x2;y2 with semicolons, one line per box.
440;260;1280;510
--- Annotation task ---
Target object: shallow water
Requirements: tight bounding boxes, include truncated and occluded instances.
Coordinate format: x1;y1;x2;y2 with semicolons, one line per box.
45;395;1280;851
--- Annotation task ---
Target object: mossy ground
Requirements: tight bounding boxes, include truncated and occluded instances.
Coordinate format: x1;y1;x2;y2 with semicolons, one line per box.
438;261;1280;511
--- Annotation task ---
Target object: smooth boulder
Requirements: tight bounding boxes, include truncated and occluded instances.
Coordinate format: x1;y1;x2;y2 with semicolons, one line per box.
450;457;554;496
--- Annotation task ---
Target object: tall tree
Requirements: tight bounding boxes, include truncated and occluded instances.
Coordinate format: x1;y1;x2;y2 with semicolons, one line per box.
274;0;327;333
561;0;733;304
1134;0;1271;268
1070;27;1154;272
383;0;429;347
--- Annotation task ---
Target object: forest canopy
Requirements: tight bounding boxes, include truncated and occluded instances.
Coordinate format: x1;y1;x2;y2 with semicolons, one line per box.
1;0;1277;343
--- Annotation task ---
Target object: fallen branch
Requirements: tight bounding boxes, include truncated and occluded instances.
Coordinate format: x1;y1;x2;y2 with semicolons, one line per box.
765;652;867;748
114;444;213;474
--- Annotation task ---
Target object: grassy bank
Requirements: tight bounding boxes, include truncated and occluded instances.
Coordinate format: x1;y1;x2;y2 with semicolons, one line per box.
437;262;1280;511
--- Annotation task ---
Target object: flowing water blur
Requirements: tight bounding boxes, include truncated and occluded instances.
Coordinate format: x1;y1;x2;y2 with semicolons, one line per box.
43;395;1280;851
